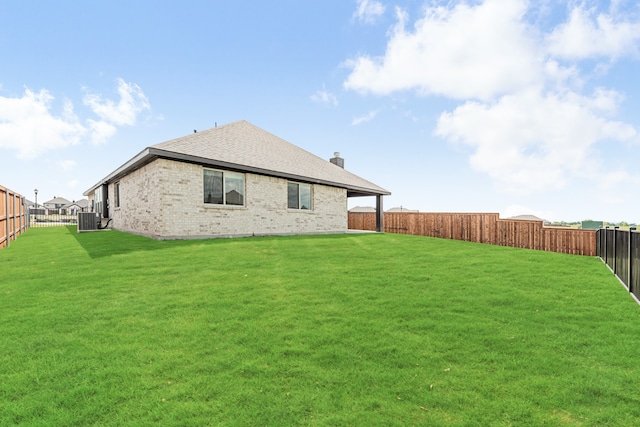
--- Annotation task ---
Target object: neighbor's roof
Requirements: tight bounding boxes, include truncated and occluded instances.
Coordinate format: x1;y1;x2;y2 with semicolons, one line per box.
507;214;548;223
349;206;377;212
386;207;419;213
43;197;72;205
85;120;390;197
62;199;89;209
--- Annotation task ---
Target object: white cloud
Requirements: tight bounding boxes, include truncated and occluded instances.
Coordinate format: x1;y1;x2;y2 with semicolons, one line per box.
436;89;637;194
352;109;379;125
546;6;640;60
343;0;640;195
310;86;338;107
58;159;77;171
87;119;117;145
0;79;151;158
83;78;150;126
0;88;86;158
352;0;386;25
344;0;542;100
596;169;640;203
544;60;582;90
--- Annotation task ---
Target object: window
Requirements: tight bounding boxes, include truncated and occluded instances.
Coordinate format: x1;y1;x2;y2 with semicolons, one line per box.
288;182;312;210
114;182;120;208
204;169;245;206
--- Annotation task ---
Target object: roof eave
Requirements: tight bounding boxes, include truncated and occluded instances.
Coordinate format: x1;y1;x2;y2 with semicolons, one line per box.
83;148;155;195
84;147;391;198
150;149;391;196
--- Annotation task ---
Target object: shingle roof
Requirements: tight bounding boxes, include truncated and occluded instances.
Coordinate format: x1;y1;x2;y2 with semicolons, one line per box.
43;197;72;205
62;199;89;209
349;206;377;212
507;214;549;223
386;207;419;212
85;120;390;197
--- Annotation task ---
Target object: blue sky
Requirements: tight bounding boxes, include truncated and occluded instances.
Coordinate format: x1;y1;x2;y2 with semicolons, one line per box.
2;0;640;222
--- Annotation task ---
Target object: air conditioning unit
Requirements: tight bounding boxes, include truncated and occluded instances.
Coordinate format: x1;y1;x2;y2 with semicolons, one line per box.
77;212;98;232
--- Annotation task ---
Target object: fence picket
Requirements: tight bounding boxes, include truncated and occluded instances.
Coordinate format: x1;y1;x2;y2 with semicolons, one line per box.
597;227;640;302
348;212;596;256
0;185;27;250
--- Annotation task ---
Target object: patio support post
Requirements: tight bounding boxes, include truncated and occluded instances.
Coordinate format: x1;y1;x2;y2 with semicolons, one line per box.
375;194;384;233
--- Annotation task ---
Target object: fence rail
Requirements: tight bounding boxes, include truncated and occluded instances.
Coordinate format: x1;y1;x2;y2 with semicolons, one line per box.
1;185;27;250
349;212;596;256
29;213;78;228
596;227;640;300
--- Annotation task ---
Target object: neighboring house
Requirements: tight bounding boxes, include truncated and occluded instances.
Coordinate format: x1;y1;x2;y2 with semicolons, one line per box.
507;214;551;225
83;120;390;239
77;199;89;212
386;207;419;213
26;199;46;215
62;199;90;215
42;197;72;214
349;206;376;213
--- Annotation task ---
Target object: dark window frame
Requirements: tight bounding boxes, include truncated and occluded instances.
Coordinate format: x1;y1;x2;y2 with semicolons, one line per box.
203;168;245;206
114;182;120;208
288;182;313;210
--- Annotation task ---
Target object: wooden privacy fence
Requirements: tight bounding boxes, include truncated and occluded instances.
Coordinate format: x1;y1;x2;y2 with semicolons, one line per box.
1;185;27;250
596;227;640;301
349;212;596;256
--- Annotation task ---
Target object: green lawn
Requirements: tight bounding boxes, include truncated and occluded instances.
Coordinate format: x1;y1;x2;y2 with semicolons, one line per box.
1;227;640;426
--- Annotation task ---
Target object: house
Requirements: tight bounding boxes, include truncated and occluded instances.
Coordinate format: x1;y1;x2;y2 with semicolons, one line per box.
42;197;72;214
507;214;551;226
386;207;419;213
349;206;377;213
83;120;390;239
62;199;89;215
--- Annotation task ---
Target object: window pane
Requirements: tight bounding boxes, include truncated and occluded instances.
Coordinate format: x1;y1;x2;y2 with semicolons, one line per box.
114;183;120;208
287;182;299;209
225;172;244;206
299;184;312;210
204;170;223;204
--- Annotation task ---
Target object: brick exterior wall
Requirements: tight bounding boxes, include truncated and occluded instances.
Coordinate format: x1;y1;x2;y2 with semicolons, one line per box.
109;158;348;239
111;160;164;237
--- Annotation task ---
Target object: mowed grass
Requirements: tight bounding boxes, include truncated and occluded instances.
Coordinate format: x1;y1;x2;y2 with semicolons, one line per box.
1;227;640;426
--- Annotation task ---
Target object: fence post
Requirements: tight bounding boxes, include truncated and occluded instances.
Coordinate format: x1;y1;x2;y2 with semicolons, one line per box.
19;196;24;233
605;226;609;263
5;189;9;248
630;227;636;295
613;225;620;275
12;191;17;240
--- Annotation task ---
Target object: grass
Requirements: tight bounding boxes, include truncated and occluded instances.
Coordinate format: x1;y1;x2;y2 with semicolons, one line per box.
1;227;640;426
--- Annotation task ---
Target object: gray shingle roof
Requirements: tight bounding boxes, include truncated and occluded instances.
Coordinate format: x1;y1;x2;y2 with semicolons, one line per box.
62;199;89;209
506;215;547;222
349;206;377;212
43;197;72;206
85;120;390;197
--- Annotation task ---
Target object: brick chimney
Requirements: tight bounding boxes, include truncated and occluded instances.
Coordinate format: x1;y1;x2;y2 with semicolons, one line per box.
330;152;344;168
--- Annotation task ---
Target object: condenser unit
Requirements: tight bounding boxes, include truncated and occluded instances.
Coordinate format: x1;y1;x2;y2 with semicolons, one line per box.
77;212;98;232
